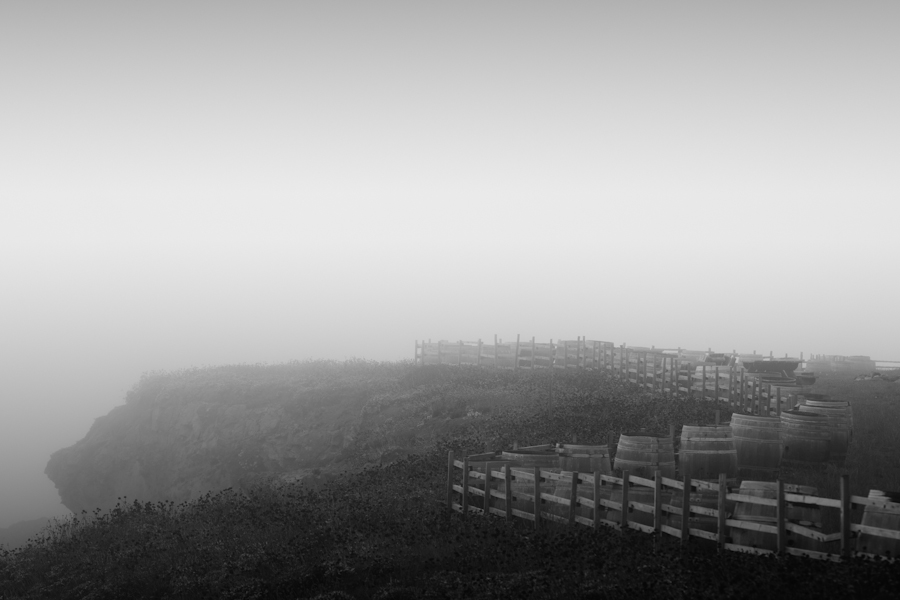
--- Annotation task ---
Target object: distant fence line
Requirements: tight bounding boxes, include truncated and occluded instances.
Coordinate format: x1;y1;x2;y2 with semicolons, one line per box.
415;336;795;372
447;454;900;562
415;337;897;377
416;337;809;413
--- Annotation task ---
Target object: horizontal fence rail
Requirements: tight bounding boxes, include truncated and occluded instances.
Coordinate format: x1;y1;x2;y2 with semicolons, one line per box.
447;451;900;562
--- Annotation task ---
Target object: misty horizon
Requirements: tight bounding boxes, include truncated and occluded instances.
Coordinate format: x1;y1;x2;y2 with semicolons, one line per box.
1;0;898;530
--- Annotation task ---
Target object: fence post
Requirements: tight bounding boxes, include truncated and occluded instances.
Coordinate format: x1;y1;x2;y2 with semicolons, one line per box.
776;479;786;554
659;354;665;393
515;334;520;370
728;365;734;408
717;473;727;552
702;364;707;401
462;456;469;518
504;464;512;520
593;470;601;529
674;358;680;397
776;387;782;417
681;475;691;544
569;471;578;526
533;466;541;529
654;469;662;534
715;366;720;403
447;450;455;514
840;474;851;558
620;470;631;529
484;461;491;517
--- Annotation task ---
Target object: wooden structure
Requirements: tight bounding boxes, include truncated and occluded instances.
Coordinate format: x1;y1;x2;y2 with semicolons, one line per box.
415;338;814;414
448;451;900;562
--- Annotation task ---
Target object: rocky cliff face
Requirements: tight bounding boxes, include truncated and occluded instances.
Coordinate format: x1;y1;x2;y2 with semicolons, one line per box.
45;361;497;514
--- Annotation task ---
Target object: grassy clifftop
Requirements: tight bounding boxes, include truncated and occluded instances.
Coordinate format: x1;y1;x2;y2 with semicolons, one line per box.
9;363;899;599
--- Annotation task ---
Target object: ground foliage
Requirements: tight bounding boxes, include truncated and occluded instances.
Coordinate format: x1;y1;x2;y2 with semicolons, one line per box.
2;364;899;599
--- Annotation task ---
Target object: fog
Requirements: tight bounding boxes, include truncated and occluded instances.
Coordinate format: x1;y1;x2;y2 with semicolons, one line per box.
1;0;898;529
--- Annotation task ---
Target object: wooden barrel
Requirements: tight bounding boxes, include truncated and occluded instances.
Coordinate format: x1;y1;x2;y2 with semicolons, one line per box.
731;413;782;476
856;490;900;557
556;444;613;473
780;410;831;462
500;451;560;516
553;445;613;520
731;481;822;552
679;425;738;481
797;403;851;458
800;397;853;430
614;433;676;478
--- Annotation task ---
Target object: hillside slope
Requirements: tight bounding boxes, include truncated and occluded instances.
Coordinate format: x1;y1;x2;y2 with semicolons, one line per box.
44;361;532;513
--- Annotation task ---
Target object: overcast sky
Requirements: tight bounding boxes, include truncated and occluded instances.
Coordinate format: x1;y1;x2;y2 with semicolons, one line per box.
1;0;898;528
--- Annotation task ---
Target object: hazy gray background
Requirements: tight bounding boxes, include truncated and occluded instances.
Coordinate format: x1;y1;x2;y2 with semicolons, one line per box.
1;0;898;528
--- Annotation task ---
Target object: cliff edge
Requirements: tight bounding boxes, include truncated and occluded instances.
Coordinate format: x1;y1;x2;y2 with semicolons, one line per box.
45;360;502;513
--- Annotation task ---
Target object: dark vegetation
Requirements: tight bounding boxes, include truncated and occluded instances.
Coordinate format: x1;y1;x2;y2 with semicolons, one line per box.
2;362;899;599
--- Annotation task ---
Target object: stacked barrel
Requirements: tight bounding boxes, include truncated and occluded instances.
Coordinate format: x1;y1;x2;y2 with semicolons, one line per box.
554;443;613;520
610;433;676;526
727;392;853;471
731;413;782;477
796;394;852;459
674;425;738;538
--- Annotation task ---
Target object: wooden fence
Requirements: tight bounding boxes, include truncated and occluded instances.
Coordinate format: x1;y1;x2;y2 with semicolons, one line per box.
447;452;900;561
416;337;813;417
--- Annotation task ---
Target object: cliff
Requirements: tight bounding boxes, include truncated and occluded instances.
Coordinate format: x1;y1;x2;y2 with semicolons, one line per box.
45;360;509;514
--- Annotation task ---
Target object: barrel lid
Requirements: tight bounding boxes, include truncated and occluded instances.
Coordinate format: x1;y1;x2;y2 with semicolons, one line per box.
731;413;781;422
781;410;828;420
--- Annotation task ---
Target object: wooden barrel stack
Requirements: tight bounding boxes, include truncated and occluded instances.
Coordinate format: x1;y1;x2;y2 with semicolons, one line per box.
614;433;677;478
796;396;852;459
730;413;782;478
679;425;738;481
780;410;831;463
553;444;613;520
